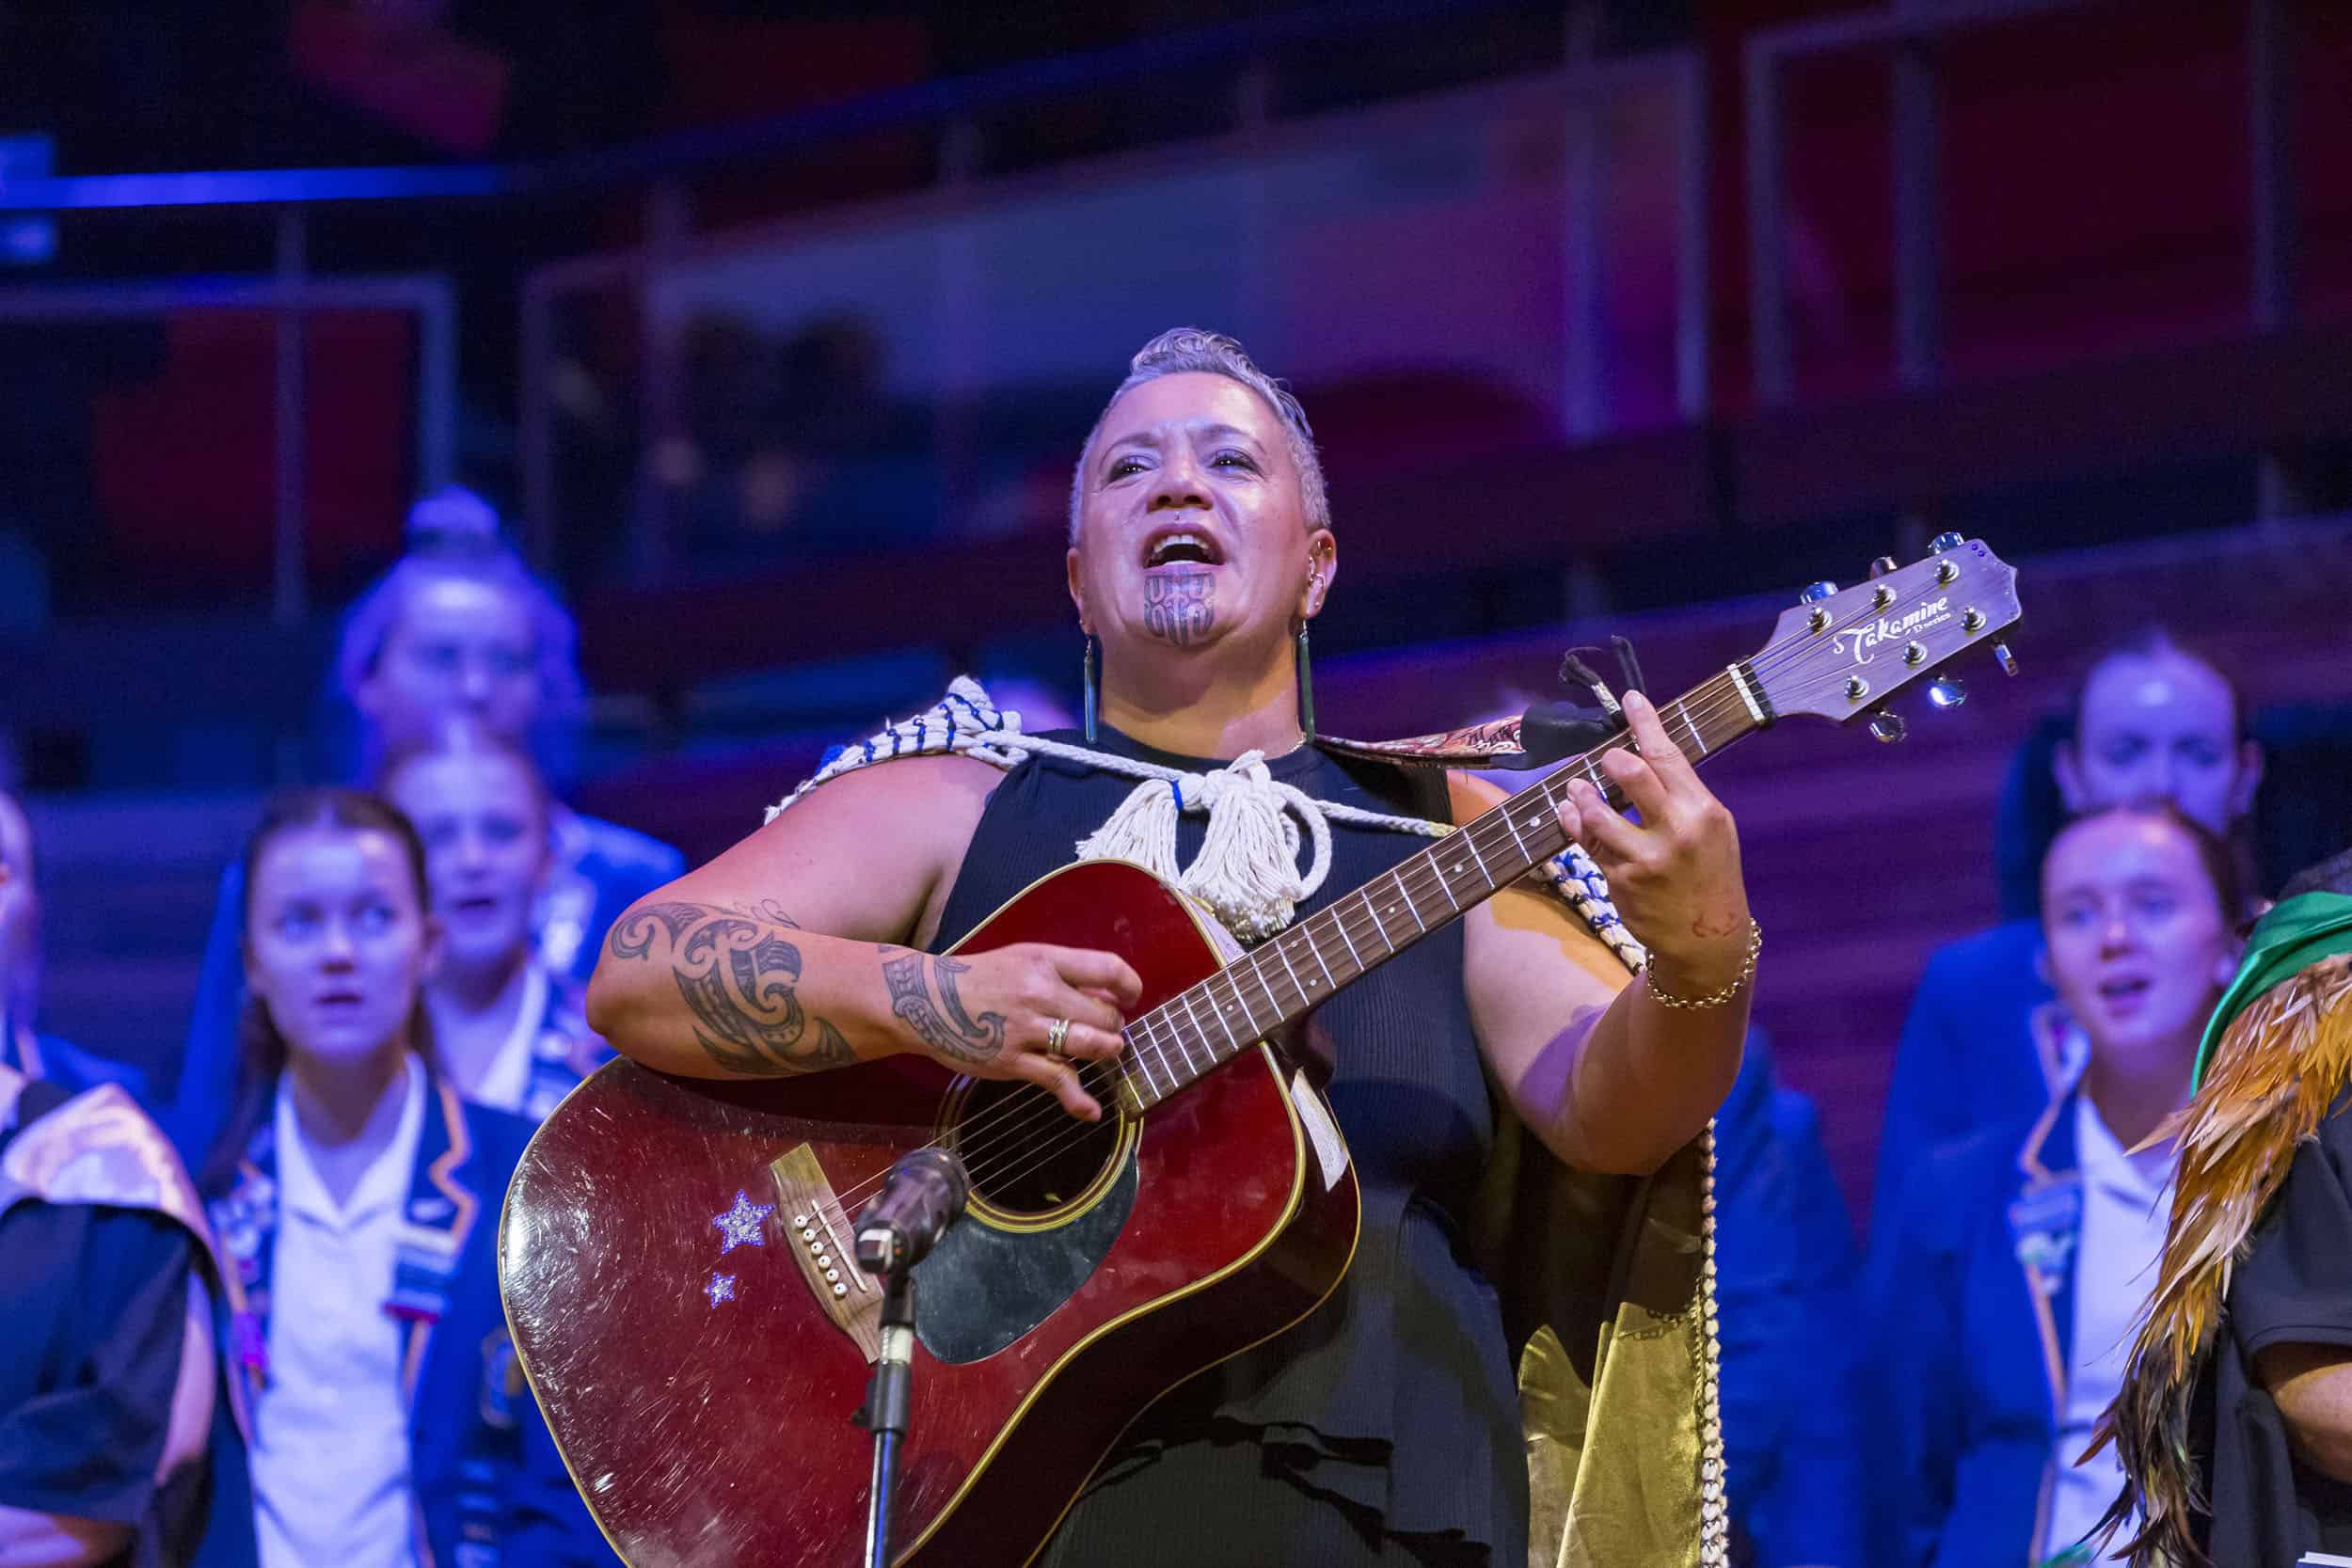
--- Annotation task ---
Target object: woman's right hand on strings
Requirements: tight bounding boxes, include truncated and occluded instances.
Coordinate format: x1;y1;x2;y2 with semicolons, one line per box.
879;942;1142;1119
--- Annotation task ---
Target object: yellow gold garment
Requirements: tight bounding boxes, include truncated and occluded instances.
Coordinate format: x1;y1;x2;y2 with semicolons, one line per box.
1474;1108;1722;1568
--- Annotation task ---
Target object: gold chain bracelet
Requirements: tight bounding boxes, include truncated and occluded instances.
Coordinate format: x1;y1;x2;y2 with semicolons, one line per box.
1641;918;1763;1011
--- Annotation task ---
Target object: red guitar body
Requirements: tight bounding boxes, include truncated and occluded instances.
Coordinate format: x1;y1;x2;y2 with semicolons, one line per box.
499;861;1361;1568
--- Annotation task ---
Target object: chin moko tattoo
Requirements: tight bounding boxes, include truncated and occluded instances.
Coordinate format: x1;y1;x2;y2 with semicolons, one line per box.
1143;569;1216;647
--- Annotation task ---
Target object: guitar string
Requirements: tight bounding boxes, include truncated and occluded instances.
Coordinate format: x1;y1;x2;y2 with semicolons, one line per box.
920;752;1628;1205
1152;567;1995;1064
818;579;1994;1208
818;677;1736;1210
972;581;2003;1196
828;657;1847;1206
958;569;1947;1164
1134;605;1930;1069
825;662;1825;1208
875;682;1857;1201
827;749;1600;1209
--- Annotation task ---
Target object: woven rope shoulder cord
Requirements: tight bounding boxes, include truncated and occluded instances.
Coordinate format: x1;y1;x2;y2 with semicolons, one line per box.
768;676;1645;960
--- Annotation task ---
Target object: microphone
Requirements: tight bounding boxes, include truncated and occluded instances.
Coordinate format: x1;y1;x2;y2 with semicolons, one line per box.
853;1148;970;1277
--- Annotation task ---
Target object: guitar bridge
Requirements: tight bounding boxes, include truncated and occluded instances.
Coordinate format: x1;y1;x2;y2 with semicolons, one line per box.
770;1145;884;1362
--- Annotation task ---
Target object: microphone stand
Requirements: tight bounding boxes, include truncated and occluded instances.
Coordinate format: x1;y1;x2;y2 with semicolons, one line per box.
858;1266;918;1568
852;1146;966;1568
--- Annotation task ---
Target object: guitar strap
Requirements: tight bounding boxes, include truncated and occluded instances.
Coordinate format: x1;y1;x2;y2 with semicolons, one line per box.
1315;714;1541;769
774;678;1726;1568
1312;637;1645;773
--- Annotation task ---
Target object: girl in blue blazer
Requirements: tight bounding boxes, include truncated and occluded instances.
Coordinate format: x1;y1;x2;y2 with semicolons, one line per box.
199;789;608;1568
1869;800;2245;1568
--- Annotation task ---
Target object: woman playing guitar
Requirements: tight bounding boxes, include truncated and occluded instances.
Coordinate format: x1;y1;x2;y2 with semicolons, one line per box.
581;328;1759;1567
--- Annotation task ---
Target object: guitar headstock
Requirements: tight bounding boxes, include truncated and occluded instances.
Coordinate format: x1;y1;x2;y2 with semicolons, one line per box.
1750;535;2023;733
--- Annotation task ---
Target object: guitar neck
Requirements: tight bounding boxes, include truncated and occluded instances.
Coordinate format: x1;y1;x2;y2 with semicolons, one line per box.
1115;662;1775;1110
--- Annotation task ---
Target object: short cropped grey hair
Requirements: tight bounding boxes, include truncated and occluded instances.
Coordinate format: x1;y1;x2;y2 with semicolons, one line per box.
1068;328;1329;543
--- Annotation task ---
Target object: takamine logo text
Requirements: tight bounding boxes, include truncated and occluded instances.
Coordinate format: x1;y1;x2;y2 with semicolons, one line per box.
1831;596;1953;664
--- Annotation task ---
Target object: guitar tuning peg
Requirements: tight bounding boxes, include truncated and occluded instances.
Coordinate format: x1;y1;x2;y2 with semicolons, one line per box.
1868;555;1899;578
1993;641;2019;677
1867;709;1908;744
1929;531;1965;554
1799;579;1838;604
1928;674;1968;709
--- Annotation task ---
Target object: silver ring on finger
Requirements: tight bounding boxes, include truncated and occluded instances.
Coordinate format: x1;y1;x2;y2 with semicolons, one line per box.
1045;1016;1072;1061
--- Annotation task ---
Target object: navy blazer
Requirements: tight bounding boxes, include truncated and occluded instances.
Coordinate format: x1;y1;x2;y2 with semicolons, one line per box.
1715;1031;1865;1567
1870;920;2075;1256
3;1023;151;1101
209;1073;612;1568
1870;1085;2090;1568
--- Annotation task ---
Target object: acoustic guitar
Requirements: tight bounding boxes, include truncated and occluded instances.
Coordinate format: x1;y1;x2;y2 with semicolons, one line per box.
499;539;2022;1567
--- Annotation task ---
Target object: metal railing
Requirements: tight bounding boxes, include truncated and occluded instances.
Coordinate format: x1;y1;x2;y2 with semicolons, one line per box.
0;261;459;626
1743;0;2304;411
1;0;2331;752
0;0;1608;617
518;50;1710;578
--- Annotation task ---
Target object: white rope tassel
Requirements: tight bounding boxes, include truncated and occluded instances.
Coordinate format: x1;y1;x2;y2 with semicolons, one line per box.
1073;775;1186;883
1075;752;1334;942
769;676;1442;944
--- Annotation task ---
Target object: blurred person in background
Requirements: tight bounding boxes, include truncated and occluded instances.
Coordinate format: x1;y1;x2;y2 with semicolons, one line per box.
168;490;680;1160
1;1049;251;1568
198;789;606;1568
1713;1029;1865;1568
1871;630;2261;1241
379;721;610;1121
2099;845;2352;1566
335;488;682;979
2;793;251;1567
1869;800;2245;1567
0;789;149;1097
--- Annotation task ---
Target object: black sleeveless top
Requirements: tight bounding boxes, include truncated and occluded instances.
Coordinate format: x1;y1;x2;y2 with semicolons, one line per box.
930;727;1528;1553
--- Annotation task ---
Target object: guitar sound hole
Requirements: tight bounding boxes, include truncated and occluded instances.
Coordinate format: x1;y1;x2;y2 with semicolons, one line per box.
953;1078;1123;1217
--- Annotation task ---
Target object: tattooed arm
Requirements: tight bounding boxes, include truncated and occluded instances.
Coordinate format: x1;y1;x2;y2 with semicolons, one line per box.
585;756;1141;1113
602;901;859;1076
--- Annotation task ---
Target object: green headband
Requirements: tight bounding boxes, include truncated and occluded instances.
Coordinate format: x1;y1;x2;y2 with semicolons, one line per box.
2193;890;2352;1089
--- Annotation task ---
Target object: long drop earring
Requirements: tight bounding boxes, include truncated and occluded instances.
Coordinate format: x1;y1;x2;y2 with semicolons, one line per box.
1295;618;1315;745
1082;634;1099;743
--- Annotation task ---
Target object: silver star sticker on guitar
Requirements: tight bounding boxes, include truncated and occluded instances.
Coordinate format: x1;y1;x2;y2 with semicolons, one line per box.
711;1190;774;1255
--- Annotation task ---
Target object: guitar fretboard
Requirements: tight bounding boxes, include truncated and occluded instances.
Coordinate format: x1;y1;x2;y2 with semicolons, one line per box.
1114;663;1772;1110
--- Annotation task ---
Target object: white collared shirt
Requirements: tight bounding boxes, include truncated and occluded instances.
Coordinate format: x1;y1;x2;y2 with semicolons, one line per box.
253;1055;427;1568
2044;1092;2177;1564
467;963;549;1117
